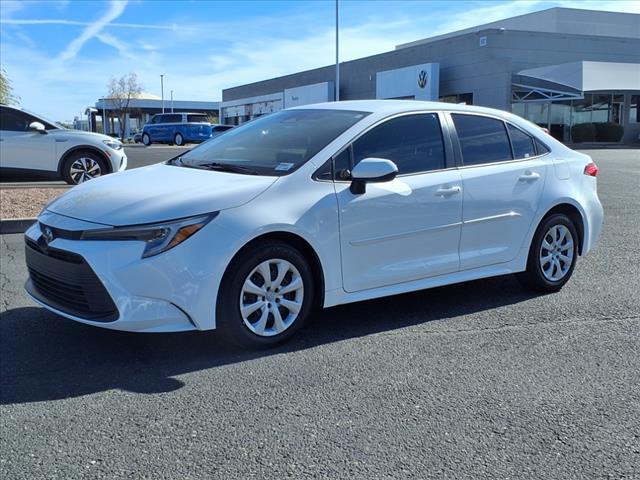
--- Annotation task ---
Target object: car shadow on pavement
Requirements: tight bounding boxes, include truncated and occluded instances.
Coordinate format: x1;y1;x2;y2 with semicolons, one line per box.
0;275;540;405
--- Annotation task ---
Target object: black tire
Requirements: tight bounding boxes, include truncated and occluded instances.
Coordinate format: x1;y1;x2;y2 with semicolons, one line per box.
174;133;184;146
62;151;108;185
519;213;579;292
142;133;151;146
216;241;315;348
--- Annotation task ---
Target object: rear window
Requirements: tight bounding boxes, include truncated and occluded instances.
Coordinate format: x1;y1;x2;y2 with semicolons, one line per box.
187;114;209;123
452;114;512;165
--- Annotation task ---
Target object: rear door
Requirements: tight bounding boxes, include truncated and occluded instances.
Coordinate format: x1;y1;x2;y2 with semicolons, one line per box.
450;113;547;270
0;106;57;172
336;112;463;292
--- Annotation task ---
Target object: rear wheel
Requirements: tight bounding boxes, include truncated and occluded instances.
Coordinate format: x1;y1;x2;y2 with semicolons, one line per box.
217;242;314;348
174;133;184;146
519;213;578;292
62;151;108;185
142;133;151;146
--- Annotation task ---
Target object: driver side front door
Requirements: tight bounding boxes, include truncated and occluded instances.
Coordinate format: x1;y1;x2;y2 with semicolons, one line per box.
335;113;463;293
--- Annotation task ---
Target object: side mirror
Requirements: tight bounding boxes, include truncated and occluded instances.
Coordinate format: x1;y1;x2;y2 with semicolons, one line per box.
29;122;47;134
350;157;398;194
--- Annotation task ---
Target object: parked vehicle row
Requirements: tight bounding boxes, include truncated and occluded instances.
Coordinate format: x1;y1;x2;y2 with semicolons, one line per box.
0;104;127;184
24;100;603;349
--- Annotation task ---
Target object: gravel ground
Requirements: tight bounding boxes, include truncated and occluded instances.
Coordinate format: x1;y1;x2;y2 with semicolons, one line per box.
0;150;638;479
0;188;65;220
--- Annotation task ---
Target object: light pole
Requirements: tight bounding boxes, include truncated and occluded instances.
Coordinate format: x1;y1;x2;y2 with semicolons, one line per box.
101;97;106;134
171;90;174;113
335;0;339;101
160;74;165;113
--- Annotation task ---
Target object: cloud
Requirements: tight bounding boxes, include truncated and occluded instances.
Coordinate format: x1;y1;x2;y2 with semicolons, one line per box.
57;0;128;63
2;18;175;30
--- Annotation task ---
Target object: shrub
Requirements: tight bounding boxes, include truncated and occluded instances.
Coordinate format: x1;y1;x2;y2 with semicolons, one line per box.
571;123;596;142
593;122;624;142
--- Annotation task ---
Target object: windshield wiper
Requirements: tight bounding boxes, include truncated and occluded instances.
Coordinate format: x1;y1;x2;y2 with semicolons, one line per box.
196;162;260;175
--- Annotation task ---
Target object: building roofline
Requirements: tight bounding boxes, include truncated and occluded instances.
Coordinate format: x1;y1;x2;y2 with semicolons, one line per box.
395;7;639;49
222;27;640;97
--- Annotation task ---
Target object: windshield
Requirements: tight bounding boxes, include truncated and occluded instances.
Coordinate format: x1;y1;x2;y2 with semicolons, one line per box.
22;108;65;130
175;109;369;176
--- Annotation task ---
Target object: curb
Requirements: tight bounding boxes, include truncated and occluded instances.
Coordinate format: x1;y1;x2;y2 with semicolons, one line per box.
0;218;36;235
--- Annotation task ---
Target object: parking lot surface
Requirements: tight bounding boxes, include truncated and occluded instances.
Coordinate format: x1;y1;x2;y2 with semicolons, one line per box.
1;150;639;479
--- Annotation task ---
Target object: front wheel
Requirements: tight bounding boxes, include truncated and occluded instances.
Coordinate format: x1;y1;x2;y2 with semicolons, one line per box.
519;213;579;292
142;133;151;146
216;242;314;348
62;151;108;185
174;133;184;146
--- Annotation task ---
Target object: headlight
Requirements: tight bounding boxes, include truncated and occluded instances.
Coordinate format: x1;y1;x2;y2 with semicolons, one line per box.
80;213;217;258
102;139;123;150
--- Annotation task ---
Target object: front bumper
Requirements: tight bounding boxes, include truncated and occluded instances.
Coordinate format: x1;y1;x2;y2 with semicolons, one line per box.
24;211;240;332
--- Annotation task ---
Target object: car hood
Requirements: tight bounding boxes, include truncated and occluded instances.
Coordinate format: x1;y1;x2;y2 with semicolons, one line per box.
46;163;278;226
49;129;116;143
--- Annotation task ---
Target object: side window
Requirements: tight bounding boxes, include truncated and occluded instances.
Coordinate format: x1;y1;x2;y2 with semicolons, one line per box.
535;138;550;155
452;114;512;165
352;113;446;175
507;124;536;159
166;114;182;123
150;115;162;124
0;108;31;131
187;114;209;123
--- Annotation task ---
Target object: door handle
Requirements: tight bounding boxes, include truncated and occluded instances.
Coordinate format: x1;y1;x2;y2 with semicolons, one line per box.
435;186;461;197
518;171;541;182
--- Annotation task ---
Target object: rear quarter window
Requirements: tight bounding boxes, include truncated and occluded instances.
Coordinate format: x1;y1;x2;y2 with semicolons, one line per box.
507;124;536;159
187;115;209;123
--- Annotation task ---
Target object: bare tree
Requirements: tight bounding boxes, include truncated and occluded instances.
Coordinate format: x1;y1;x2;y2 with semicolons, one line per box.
107;73;143;140
0;65;19;105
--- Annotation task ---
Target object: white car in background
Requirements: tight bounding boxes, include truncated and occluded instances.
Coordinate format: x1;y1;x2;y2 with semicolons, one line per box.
0;104;127;184
24;100;603;348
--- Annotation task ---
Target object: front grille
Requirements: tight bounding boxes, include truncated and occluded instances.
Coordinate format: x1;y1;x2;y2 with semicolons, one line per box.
25;238;118;322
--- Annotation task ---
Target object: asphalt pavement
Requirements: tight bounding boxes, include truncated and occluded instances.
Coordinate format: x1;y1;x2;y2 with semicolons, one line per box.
0;150;639;479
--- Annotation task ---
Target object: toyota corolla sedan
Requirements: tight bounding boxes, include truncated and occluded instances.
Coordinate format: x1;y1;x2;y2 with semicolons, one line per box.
24;101;603;348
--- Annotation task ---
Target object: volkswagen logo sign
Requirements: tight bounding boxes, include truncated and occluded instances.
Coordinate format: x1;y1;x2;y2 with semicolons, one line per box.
417;70;428;89
42;227;54;245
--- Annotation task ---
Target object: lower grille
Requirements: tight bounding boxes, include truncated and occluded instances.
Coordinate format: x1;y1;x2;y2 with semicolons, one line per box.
25;237;118;322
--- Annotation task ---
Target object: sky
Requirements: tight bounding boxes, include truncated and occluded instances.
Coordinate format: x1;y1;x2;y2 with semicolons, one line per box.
1;0;638;121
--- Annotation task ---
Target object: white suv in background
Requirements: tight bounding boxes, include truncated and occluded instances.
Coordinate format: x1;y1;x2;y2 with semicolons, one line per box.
0;104;127;184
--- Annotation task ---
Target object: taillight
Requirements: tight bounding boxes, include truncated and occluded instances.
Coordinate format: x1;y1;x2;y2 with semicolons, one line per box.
584;162;598;177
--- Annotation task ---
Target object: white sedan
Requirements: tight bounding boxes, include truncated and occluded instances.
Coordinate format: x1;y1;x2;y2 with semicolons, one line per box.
24;100;603;348
0;105;127;184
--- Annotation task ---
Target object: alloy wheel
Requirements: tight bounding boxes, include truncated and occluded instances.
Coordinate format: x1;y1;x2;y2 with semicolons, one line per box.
69;157;102;184
539;224;574;282
239;258;304;337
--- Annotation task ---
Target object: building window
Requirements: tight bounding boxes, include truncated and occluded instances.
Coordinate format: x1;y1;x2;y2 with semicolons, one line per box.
439;93;473;105
631;95;640;124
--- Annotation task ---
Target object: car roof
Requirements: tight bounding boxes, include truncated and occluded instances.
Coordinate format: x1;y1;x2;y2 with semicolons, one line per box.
155;112;208;115
290;99;512;117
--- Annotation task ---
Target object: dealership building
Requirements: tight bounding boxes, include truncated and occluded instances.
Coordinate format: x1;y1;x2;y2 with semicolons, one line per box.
221;7;640;144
